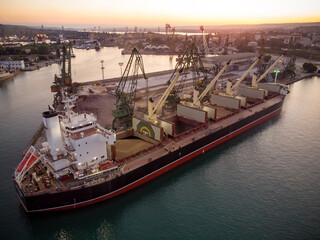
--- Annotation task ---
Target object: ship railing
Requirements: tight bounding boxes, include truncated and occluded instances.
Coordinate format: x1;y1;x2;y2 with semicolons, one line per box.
24;167;119;196
62;111;97;121
265;92;279;99
66;168;118;189
174;124;208;141
215;110;239;122
96;123;114;137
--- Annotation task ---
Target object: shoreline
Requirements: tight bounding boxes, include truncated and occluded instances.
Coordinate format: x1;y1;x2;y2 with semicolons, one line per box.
280;73;320;85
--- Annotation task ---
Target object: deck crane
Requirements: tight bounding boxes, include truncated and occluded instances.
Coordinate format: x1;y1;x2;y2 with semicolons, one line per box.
112;48;147;130
251;54;285;88
200;25;209;56
193;60;231;107
147;69;183;123
225;55;263;96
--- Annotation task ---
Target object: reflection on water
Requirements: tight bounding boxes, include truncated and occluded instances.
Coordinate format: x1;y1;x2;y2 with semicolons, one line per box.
54;229;73;240
96;220;114;240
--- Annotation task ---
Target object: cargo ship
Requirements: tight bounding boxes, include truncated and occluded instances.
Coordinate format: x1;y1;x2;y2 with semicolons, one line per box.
13;48;289;213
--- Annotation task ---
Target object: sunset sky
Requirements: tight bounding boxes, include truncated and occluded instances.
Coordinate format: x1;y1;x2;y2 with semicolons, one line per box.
1;0;320;28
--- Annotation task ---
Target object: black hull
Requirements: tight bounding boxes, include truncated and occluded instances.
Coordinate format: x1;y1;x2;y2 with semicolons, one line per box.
15;99;284;212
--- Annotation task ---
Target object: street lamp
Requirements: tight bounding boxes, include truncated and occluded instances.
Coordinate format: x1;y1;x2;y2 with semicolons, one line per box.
100;60;105;80
274;70;280;83
119;62;123;76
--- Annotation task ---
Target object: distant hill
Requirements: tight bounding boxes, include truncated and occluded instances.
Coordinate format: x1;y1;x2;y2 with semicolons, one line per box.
1;22;320;37
0;24;88;39
175;22;320;32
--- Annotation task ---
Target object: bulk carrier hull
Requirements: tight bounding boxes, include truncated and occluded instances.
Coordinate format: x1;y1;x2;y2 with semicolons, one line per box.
14;98;284;213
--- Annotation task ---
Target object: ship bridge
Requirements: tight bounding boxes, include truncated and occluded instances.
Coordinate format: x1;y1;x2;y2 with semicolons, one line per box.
63;112;97;132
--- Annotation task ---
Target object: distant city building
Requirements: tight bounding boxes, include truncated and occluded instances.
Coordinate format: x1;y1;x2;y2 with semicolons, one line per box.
144;45;169;50
254;34;261;41
298;37;312;46
22;48;31;54
202;52;257;68
312;34;320;42
248;41;258;48
284;39;290;44
1;43;22;48
0;60;25;70
34;34;48;44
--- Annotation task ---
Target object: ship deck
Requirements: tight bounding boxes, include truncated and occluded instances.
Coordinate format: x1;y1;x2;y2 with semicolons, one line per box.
119;94;283;174
19;162;62;194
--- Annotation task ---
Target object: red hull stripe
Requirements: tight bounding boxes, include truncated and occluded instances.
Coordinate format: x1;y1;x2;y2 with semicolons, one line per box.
25;107;282;212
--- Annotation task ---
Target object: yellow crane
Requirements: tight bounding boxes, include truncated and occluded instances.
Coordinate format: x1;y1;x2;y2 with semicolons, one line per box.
251;54;285;88
147;69;183;123
225;55;262;96
192;60;231;107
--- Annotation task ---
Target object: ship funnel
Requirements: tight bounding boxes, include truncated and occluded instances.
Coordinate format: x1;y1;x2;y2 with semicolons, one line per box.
42;109;63;160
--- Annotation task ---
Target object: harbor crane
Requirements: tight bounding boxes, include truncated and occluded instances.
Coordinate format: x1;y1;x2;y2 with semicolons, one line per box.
147;43;209;122
251;54;285;88
51;41;74;107
200;25;209;56
174;43;208;89
165;23;171;35
112;48;147;130
170;27;176;52
164;43;208;110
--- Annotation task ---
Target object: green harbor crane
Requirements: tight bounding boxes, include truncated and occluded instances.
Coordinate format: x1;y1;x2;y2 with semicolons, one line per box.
52;41;74;107
112;48;147;131
173;43;208;88
157;43;208;111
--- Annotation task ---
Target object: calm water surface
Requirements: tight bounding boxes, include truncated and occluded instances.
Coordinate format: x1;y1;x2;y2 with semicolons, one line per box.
0;50;319;239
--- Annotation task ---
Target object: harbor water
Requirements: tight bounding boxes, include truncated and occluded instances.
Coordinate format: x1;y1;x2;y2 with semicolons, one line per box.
0;48;320;239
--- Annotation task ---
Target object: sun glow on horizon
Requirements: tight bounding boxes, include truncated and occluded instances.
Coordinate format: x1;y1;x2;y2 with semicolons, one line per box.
1;0;320;27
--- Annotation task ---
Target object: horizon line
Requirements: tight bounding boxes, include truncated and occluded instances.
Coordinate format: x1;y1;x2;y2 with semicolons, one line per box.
1;21;320;30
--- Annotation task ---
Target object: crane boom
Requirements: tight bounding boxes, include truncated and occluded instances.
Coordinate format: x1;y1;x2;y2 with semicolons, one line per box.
256;54;284;84
230;55;262;91
148;69;182;120
194;60;231;106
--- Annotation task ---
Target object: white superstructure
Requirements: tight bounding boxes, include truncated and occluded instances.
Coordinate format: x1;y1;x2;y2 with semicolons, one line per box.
40;93;116;179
